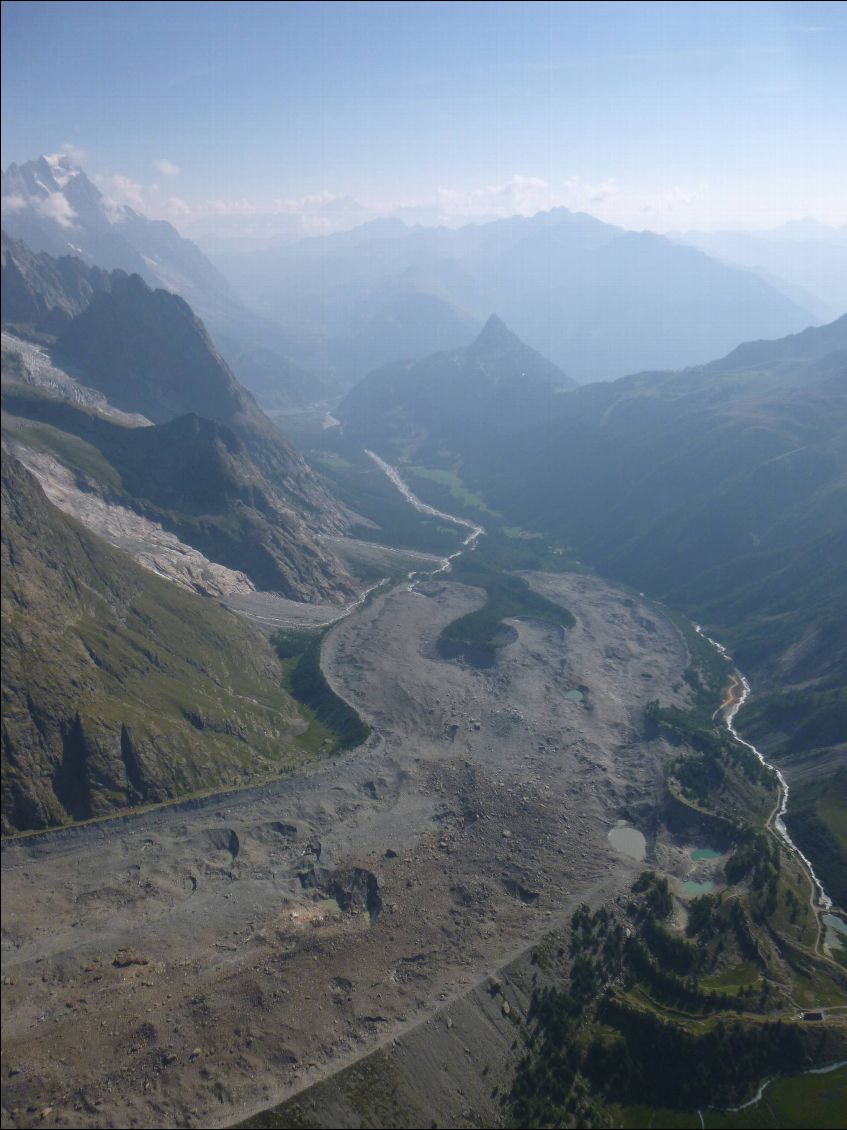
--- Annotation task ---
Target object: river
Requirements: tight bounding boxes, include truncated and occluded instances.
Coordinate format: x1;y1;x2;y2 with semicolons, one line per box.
364;449;485;584
695;625;833;915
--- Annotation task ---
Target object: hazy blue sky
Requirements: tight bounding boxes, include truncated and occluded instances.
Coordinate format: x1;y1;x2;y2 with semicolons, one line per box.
2;1;846;230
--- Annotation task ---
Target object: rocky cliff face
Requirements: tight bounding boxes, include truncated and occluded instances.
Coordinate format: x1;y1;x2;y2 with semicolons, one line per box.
1;230;115;334
2;239;357;601
56;273;349;530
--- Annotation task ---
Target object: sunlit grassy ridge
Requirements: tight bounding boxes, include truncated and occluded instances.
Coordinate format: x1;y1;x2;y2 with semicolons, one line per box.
1;456;326;833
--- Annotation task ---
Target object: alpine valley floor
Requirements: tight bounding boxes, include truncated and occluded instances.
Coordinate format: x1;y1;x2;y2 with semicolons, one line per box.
1;570;697;1129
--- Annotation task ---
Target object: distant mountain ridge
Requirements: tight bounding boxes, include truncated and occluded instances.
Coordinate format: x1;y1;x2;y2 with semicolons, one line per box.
212;205;818;385
672;221;847;323
705;313;847;374
5;156;822;393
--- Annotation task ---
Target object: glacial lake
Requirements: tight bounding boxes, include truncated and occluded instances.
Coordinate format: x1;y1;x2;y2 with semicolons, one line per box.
823;913;847;953
690;847;721;861
683;879;715;896
607;824;646;862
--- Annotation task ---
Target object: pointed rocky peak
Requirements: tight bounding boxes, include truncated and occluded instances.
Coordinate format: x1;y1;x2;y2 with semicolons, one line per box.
3;153;93;209
469;314;522;355
467;314;575;389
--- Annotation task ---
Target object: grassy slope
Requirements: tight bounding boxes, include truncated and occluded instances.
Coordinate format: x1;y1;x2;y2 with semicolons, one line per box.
308;442;464;555
272;628;370;751
617;1066;847;1129
1;455;327;833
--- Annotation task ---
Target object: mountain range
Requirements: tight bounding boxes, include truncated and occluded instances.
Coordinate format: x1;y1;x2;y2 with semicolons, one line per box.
212;206;818;385
2;199;844;892
3;156;825;394
1;156;328;408
673;219;847;323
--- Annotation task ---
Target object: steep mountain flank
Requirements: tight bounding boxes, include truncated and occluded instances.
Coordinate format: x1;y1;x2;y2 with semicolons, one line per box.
1;230;115;335
1;455;319;834
2;386;355;601
55;273;347;526
1;238;356;601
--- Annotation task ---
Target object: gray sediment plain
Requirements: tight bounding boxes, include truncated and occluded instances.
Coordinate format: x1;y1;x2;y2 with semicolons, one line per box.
1;571;691;1129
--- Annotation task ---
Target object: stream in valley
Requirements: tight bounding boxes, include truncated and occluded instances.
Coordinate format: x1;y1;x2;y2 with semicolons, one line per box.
364;449;485;583
695;626;833;916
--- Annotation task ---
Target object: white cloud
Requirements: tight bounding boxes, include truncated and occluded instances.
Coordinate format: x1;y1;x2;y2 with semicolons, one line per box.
33;192;77;228
45;142;87;168
62;142;86;165
155;158;180;178
632;185;707;228
188;192;344;220
381;174;620;226
94;172;146;217
270;190;337;214
435;174;556;219
1;193;27;215
201;197;260;216
658;187;701;212
562;175;619;206
166;196;192;216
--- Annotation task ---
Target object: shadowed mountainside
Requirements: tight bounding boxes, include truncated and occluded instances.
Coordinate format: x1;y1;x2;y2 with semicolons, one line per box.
338;313;574;457
1;237;357;601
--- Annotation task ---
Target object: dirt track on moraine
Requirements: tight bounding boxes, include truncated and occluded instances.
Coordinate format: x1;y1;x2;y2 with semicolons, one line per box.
1;571;690;1130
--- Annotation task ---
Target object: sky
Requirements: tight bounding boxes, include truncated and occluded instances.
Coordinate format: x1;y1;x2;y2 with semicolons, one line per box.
2;0;846;233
